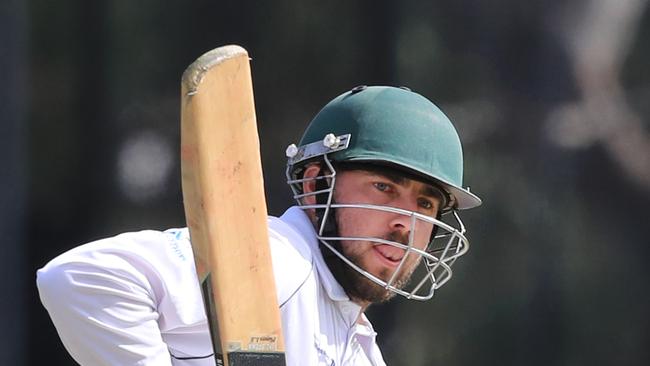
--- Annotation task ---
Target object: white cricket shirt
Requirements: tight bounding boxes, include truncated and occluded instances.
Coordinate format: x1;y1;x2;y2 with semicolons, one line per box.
37;207;387;366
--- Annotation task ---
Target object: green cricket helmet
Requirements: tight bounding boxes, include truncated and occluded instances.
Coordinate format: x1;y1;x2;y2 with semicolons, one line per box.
285;86;481;301
288;85;481;210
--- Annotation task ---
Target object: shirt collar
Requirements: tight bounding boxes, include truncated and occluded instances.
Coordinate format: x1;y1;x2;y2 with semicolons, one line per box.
279;206;351;302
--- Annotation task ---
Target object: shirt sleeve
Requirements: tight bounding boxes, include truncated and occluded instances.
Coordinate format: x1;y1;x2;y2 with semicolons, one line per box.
36;232;177;366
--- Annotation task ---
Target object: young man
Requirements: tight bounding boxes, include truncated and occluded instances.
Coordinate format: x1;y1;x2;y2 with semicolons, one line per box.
37;86;481;365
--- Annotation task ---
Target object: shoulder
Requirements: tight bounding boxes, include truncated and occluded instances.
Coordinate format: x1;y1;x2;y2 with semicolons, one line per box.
267;216;316;306
39;228;193;277
37;228;207;325
37;228;199;311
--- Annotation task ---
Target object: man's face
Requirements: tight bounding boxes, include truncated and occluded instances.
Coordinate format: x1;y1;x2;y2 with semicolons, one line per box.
330;168;442;304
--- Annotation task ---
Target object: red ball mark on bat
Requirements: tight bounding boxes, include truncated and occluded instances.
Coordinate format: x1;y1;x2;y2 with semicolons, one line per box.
180;145;196;161
186;215;200;231
232;161;242;173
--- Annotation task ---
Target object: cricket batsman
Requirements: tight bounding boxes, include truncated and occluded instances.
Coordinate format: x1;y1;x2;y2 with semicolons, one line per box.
37;85;482;365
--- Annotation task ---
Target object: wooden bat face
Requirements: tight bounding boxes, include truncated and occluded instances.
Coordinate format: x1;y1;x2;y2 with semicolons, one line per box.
181;45;285;366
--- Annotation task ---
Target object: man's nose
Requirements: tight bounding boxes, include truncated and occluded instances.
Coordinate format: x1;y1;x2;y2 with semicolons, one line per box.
387;198;418;233
388;215;413;239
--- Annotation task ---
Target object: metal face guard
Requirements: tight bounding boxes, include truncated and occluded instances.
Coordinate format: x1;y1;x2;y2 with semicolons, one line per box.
286;154;470;301
303;203;468;300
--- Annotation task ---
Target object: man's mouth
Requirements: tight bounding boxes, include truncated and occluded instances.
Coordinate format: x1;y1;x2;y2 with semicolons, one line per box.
373;244;405;266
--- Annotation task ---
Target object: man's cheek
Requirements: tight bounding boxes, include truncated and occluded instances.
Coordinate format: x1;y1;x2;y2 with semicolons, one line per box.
413;235;431;251
418;222;435;237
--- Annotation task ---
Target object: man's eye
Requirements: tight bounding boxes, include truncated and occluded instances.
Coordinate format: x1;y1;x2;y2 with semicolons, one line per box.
418;198;434;210
374;182;390;192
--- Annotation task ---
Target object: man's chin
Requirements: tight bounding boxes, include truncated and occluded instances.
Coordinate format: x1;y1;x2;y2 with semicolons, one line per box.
321;241;405;304
346;267;397;304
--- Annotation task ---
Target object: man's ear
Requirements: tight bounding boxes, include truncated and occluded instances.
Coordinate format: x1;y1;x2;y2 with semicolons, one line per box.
301;164;322;205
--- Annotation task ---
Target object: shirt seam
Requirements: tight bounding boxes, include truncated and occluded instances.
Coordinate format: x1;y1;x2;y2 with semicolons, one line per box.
279;257;315;308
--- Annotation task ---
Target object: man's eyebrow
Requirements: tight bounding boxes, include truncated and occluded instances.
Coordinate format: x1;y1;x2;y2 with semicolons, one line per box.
364;170;406;185
420;184;445;201
364;170;444;200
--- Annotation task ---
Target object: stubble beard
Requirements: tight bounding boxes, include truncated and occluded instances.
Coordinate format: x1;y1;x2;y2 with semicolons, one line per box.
322;232;419;304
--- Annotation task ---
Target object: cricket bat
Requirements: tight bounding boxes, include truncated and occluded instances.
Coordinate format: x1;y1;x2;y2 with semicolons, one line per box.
180;45;285;366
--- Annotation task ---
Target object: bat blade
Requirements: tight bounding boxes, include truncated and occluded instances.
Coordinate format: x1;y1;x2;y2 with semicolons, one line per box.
180;45;285;366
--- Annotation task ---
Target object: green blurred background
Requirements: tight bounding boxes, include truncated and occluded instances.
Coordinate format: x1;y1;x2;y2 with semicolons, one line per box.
2;0;649;365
